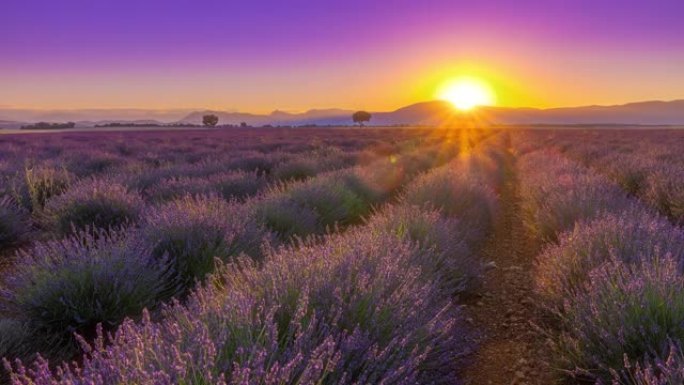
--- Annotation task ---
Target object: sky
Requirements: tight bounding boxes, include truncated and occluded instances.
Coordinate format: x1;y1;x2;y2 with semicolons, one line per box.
2;0;684;112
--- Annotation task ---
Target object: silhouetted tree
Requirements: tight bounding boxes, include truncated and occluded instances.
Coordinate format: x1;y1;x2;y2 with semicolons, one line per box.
352;111;371;126
240;122;248;128
202;114;219;127
21;121;76;130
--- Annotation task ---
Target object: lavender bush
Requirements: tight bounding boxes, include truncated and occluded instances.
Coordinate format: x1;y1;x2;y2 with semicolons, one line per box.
254;167;389;240
645;167;684;224
142;171;268;201
257;146;452;240
619;344;684;385
514;135;684;384
403;164;498;241
42;179;144;235
142;195;270;293
210;170;267;200
0;319;31;365
462;142;510;192
365;204;480;295
547;130;684;225
360;160;412;197
271;158;320;181
4;224;470;385
286;175;370;228
336;168;386;204
553;257;684;383
143;176;215;202
64;151;126;177
119;166;179;195
0;196;31;250
226;151;291;174
0;229;171;359
147;171;268;202
253;194;320;240
518;150;631;242
602;153;655;196
535;208;684;311
223;230;468;382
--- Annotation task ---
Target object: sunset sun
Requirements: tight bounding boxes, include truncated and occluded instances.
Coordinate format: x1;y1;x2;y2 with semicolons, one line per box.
437;77;496;111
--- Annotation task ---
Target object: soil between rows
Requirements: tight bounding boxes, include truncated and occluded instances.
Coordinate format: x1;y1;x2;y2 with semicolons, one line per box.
460;155;557;385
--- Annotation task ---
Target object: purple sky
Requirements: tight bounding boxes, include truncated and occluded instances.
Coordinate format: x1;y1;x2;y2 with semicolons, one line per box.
2;0;683;111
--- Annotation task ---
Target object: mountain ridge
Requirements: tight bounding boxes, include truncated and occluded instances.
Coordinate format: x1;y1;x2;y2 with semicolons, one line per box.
2;100;684;128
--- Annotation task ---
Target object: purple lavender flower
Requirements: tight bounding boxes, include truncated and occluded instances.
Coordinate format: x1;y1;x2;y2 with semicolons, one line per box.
142;194;271;293
403;163;498;239
535;207;684;311
621;343;684;385
0;196;31;250
0;229;171;359
553;256;684;383
518;149;632;242
365;204;481;295
42;178;144;236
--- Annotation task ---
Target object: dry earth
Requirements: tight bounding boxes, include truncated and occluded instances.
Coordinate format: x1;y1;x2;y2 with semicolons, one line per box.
461;154;557;385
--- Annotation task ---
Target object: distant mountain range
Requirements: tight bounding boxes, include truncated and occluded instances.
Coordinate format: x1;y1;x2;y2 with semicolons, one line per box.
2;100;684;129
178;108;355;127
482;100;684;126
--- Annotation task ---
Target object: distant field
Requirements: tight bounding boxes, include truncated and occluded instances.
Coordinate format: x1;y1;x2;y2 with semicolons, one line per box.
1;127;684;384
0;125;237;135
0;125;419;135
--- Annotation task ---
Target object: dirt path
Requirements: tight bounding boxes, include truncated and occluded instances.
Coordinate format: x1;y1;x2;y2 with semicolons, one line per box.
460;154;556;385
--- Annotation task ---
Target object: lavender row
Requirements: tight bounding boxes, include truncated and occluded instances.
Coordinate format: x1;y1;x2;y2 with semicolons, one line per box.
3;147;364;228
532;129;684;226
23;148;362;238
0;132;434;253
0;154;330;252
0;133;469;369
516;144;684;384
0;127;429;211
3;134;505;384
136;141;463;296
0;128;429;171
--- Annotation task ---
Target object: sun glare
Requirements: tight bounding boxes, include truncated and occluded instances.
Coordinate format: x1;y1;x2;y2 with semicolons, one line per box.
437;77;496;111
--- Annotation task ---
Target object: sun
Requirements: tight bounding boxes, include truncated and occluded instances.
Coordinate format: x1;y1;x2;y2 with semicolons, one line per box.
437;77;496;111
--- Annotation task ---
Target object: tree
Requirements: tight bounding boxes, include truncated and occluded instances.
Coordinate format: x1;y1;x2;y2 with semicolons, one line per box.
202;114;219;127
240;122;248;128
352;111;371;127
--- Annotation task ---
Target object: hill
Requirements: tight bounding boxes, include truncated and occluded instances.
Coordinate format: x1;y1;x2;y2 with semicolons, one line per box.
3;100;684;128
172;99;684;126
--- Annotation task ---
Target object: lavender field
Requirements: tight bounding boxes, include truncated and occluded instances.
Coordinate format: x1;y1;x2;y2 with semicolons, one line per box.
0;127;683;384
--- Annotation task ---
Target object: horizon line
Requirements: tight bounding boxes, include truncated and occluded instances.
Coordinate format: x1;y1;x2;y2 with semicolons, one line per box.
2;98;684;115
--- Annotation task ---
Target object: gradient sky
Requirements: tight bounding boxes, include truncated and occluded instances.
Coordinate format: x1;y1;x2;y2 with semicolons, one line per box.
2;0;683;112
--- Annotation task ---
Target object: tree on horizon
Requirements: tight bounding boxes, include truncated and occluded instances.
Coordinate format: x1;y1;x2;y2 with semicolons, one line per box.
203;114;219;127
352;111;371;127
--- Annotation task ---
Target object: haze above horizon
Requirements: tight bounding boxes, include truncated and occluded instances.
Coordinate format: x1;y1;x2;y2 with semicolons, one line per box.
2;0;683;113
